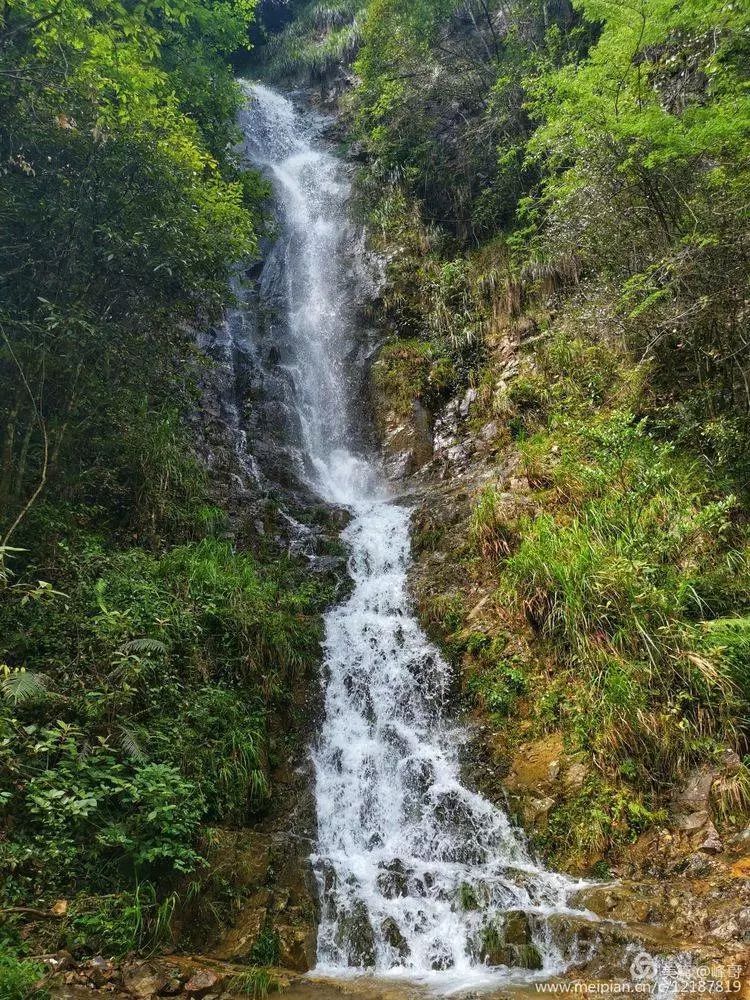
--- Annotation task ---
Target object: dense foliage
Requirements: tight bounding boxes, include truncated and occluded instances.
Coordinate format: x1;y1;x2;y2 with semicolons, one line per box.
0;0;332;973
477;334;749;814
352;0;750;462
0;0;265;544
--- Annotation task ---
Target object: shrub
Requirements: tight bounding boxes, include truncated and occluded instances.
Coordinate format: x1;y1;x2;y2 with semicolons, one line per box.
0;534;331;924
0;946;46;1000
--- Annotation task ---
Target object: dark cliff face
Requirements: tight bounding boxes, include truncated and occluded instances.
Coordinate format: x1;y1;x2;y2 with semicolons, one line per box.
195;254;338;556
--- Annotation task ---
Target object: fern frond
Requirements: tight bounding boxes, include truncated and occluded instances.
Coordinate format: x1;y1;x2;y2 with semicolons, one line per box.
117;724;148;764
1;668;48;704
120;637;168;656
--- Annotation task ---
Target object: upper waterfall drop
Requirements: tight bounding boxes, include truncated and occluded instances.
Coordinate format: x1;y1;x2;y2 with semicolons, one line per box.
241;82;593;989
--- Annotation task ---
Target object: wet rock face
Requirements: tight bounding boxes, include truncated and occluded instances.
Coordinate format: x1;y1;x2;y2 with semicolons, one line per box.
194;269;324;543
571;873;750;952
370;382;434;479
211;904;268;964
503;909;533;946
375;859;409;899
380;918;409;960
277;920;317;971
202;828;319;973
334;901;376;967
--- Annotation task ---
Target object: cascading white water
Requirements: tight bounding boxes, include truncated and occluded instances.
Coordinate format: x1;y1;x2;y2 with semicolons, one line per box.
243;83;596;991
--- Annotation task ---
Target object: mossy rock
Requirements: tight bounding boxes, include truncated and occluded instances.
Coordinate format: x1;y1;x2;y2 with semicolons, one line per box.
480;917;542;970
504;910;533;946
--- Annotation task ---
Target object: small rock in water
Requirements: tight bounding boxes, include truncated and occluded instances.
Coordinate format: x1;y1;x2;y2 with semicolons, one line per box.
376;858;410;898
504;910;533;946
381;917;410;960
428;943;454;971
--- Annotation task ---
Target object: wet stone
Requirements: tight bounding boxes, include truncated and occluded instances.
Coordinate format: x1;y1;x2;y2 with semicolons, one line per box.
376;859;410;899
504;909;533;946
381;724;411;756
335;900;376;966
428;943;454;971
402;758;435;800
513;943;543;970
380;917;410;960
482;934;543;971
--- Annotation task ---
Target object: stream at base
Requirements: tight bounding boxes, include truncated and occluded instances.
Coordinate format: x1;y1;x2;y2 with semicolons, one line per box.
240;83;652;995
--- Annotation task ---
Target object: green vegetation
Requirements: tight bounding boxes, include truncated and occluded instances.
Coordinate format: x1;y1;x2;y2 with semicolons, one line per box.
228;967;281;999
419;329;750;866
0;946;46;1000
259;0;363;82
0;0;334;967
1;536;327;894
0;0;266;558
3;0;750;968
503;336;748;783
347;0;749;462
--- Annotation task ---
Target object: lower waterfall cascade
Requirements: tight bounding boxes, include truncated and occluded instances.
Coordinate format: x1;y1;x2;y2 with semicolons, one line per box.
239;83;671;993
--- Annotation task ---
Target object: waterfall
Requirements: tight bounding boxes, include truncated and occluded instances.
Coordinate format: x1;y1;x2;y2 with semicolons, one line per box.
241;83;594;990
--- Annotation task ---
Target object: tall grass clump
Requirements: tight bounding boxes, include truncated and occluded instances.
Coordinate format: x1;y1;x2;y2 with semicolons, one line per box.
469;486;518;560
229;968;280;999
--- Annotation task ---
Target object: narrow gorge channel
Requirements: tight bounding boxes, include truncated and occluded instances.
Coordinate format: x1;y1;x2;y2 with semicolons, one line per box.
237;85;644;994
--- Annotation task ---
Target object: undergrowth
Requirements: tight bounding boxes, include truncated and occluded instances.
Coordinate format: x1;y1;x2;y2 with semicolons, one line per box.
414;329;750;866
0;496;333;955
463;334;750;851
0;946;47;1000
